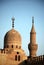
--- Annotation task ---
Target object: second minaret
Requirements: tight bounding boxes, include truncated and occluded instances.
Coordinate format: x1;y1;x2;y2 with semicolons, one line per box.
28;17;38;57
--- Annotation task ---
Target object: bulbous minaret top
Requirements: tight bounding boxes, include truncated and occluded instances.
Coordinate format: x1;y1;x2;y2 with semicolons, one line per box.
28;17;38;57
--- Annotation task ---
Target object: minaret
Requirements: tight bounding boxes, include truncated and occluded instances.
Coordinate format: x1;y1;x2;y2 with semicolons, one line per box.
28;17;38;57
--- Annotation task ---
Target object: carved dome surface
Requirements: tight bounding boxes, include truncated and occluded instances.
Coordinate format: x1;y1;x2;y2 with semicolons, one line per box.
4;29;21;44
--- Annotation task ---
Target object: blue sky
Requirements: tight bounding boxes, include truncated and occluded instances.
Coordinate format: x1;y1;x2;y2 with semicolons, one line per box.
0;0;44;56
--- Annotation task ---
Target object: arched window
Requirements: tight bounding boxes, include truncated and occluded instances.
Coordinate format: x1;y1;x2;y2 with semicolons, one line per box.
7;45;9;48
16;45;18;48
15;55;17;61
12;45;13;48
18;55;20;61
4;50;5;53
19;46;21;49
1;50;3;53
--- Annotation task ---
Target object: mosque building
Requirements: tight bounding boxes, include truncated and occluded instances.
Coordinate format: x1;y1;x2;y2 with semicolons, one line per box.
0;17;44;65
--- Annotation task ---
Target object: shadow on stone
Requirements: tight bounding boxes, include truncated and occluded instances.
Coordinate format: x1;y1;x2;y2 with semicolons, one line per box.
19;59;44;65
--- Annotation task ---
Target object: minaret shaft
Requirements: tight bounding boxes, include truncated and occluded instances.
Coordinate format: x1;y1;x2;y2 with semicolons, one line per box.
30;33;36;44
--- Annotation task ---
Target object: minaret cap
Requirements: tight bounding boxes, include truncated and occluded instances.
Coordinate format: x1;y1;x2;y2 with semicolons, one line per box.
31;16;36;33
32;16;34;26
12;17;15;28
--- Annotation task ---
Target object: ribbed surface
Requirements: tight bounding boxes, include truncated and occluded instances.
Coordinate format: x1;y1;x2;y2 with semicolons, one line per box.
4;29;21;44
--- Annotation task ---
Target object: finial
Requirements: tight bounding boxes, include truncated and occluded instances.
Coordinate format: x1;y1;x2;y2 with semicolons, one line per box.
12;17;15;28
32;16;34;26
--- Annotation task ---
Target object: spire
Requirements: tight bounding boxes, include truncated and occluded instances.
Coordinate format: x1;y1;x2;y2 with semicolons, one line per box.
31;16;35;33
28;17;38;57
32;16;34;26
12;17;15;29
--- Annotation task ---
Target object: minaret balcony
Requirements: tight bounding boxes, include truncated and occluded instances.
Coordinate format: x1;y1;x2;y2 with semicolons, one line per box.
28;43;38;51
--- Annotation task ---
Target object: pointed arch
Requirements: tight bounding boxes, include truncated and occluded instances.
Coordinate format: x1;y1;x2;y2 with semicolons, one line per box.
15;55;17;61
18;55;20;61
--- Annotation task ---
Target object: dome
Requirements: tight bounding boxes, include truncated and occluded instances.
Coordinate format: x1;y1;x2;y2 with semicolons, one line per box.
4;29;21;47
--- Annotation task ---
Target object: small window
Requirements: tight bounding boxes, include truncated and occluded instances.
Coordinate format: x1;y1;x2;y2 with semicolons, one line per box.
4;50;5;53
17;52;19;54
16;45;18;48
12;45;13;48
18;55;20;61
15;55;17;61
7;45;9;48
1;50;3;53
4;45;6;48
19;46;21;49
6;49;8;51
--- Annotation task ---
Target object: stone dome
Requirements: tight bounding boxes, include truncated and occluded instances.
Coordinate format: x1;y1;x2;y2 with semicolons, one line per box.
4;29;21;48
